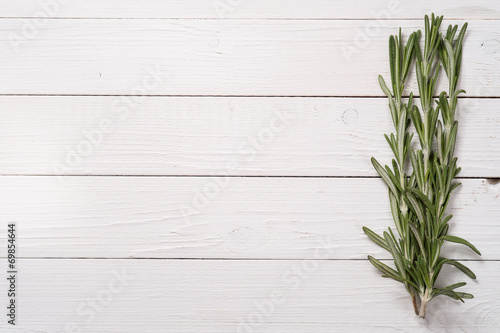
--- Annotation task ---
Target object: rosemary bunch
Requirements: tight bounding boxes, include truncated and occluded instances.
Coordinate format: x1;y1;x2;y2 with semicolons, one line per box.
363;14;481;318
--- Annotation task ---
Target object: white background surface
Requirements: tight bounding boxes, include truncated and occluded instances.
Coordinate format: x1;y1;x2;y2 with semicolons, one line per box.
0;1;499;332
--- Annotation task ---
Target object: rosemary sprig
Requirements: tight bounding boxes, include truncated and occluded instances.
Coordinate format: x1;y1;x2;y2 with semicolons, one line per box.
363;14;481;318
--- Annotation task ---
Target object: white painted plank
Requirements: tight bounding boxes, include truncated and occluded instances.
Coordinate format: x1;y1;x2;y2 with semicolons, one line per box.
0;259;496;332
1;97;499;177
0;177;496;260
1;20;499;96
1;0;499;19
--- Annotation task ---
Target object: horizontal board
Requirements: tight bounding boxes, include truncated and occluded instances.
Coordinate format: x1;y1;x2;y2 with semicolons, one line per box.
1;0;500;19
0;259;496;332
1;20;499;96
0;97;499;177
0;176;496;260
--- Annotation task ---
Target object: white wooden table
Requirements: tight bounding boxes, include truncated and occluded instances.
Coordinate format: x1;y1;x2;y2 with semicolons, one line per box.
0;1;499;332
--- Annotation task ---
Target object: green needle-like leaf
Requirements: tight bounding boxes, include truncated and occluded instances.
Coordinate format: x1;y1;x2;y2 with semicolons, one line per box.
445;260;477;280
368;255;400;278
405;192;426;225
407;187;435;217
363;227;389;252
384;231;405;275
445;282;467;290
431;288;471;302
441;235;481;256
408;223;427;262
371;157;399;197
379;75;392;97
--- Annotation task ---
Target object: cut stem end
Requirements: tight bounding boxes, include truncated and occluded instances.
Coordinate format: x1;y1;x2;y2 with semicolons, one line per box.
418;290;431;318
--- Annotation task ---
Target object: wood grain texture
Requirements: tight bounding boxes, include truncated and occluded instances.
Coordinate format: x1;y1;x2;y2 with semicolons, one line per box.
1;0;499;19
0;259;496;332
1;20;499;96
0;176;495;260
1;3;499;331
1;97;499;177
